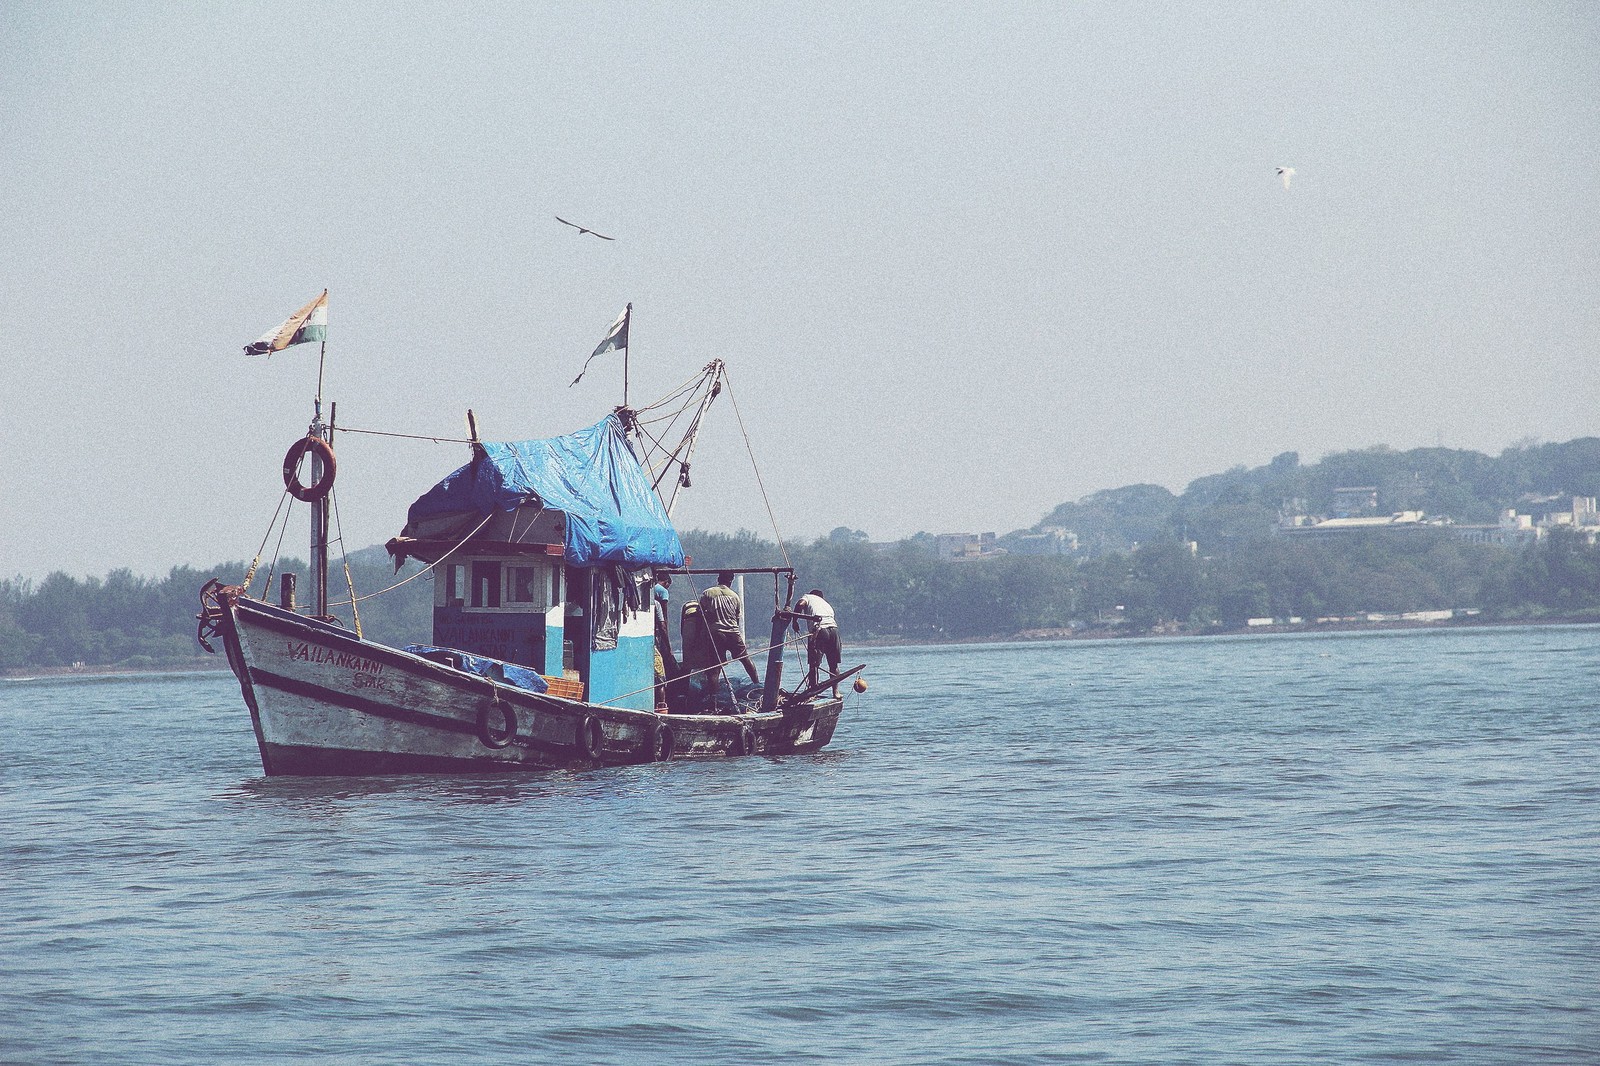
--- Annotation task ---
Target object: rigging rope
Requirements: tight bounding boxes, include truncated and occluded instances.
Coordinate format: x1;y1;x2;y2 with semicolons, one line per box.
329;486;364;638
259;494;297;604
633;390;702;430
722;368;793;571
630;366;718;483
322;511;495;608
243;359;771;622
241;488;293;595
634;363;715;415
336;426;474;444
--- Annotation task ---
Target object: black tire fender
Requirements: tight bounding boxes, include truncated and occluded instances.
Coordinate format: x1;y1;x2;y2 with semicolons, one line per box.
650;720;674;762
283;436;337;502
579;715;605;759
476;696;517;749
736;723;756;757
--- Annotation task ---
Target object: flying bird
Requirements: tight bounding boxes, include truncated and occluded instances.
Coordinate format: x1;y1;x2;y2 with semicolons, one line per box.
555;216;615;240
1276;167;1295;189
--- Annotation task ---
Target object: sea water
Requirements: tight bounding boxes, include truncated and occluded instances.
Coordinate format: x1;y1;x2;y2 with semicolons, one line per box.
2;625;1596;1065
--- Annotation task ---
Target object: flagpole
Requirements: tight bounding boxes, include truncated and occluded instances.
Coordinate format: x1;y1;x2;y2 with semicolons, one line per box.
243;289;331;616
622;304;631;408
311;332;328;618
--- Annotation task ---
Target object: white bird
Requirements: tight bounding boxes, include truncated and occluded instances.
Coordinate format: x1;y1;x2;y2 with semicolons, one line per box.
1276;167;1295;189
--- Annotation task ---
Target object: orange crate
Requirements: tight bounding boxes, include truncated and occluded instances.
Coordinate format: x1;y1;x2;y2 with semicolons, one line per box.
542;676;585;701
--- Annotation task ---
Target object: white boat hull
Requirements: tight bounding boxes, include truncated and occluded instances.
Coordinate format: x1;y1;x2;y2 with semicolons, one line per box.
212;590;841;776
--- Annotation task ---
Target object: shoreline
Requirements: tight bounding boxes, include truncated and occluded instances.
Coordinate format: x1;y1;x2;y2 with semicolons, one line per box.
849;611;1600;648
2;660;230;681
7;612;1596;679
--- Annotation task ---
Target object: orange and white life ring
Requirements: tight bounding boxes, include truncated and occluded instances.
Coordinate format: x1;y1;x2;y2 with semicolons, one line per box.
282;436;336;502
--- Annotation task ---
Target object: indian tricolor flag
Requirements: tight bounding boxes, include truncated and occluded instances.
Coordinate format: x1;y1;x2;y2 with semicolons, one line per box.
244;290;328;356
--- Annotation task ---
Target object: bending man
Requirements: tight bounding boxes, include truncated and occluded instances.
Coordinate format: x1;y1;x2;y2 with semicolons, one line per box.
792;588;842;698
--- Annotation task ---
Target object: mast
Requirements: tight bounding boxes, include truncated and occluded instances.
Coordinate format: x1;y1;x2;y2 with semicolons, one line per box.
664;360;724;518
308;406;329;618
309;339;330;617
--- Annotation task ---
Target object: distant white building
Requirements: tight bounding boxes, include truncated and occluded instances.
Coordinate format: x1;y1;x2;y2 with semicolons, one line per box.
935;531;1000;561
1278;510;1442;539
1533;497;1600;543
1541;496;1599;528
1454;509;1541;546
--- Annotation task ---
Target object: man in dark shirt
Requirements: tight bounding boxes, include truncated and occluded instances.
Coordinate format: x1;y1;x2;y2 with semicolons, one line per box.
697;571;761;686
677;599;721;712
651;573;678;710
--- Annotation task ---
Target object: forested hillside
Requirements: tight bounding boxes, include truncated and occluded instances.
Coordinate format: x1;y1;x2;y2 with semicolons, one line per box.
1026;437;1600;554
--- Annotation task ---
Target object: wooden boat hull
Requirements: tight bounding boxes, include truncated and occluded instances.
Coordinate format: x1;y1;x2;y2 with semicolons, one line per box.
214;590;841;777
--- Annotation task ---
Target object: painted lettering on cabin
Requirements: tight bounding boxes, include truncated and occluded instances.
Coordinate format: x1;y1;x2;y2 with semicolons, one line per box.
284;640;385;676
432;623;533;665
434;624;522;646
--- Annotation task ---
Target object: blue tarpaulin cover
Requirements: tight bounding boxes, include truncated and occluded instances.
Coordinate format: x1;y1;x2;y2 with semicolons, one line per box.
404;645;549;693
406;414;684;568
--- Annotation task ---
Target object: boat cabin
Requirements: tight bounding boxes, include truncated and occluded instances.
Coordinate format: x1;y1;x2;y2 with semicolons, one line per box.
385;416;676;711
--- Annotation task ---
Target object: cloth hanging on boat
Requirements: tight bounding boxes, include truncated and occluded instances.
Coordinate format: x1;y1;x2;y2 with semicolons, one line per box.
622;566;644;616
404;414;684;568
593;570;620;651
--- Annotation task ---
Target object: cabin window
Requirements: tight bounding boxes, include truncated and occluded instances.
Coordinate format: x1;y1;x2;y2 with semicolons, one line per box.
440;563;468;606
506;564;549;608
470;561;501;608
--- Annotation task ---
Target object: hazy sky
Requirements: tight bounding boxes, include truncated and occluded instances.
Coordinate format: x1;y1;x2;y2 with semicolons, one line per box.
3;2;1596;581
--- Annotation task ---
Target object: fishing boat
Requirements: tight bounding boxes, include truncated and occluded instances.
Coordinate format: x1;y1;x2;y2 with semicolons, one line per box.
199;301;860;776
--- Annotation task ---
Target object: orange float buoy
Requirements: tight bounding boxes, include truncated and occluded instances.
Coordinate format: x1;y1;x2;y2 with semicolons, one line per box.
853;677;868;693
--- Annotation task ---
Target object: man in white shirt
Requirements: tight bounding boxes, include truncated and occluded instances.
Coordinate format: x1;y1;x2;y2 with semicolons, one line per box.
792;588;842;698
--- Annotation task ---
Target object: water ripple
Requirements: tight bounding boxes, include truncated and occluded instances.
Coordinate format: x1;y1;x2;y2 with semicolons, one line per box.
2;626;1598;1064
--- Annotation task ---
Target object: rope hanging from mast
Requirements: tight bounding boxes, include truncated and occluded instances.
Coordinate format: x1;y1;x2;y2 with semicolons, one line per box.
335;426;474;445
323;511;494;608
328;484;364;638
240;346;797;621
241;487;294;596
624;360;725;516
721;367;793;571
620;358;793;568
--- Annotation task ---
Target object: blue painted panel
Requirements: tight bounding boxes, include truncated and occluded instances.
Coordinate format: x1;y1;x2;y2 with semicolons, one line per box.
544;619;564;681
583;633;656;710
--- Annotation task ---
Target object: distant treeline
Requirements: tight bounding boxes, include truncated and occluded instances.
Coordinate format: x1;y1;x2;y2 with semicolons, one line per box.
0;551;432;672
681;525;1600;638
2;528;1598;672
5;436;1600;671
